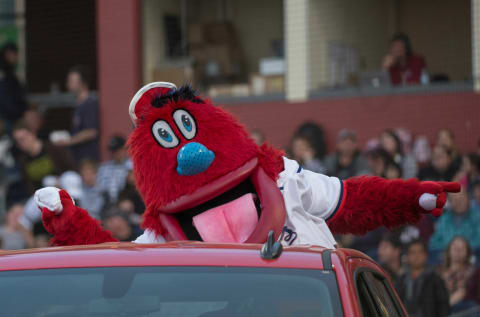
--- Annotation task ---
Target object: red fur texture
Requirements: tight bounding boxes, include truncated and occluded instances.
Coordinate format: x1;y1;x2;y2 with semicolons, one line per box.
328;176;442;235
41;190;117;246
128;91;284;235
41;83;459;247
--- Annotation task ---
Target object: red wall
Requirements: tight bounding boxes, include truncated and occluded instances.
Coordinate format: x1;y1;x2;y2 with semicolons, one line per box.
224;92;480;153
97;0;141;159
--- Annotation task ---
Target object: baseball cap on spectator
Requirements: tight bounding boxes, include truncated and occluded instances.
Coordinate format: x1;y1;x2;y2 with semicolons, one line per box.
59;171;83;200
108;135;126;152
337;129;356;142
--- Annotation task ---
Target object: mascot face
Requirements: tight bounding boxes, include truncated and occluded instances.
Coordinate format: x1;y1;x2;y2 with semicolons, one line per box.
128;83;285;243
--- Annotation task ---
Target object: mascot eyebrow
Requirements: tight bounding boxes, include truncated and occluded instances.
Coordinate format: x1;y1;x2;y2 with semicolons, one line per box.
151;85;204;108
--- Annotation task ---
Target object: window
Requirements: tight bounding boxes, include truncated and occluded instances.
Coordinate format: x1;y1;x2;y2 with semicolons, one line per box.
0;266;343;317
356;270;404;317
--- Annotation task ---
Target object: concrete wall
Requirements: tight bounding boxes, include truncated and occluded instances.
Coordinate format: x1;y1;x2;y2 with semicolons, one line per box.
397;0;472;82
224;91;480;154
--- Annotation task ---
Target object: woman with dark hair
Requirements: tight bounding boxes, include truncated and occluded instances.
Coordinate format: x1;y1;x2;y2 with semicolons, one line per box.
437;128;462;172
380;129;418;178
289;122;327;173
441;236;480;313
382;33;427;86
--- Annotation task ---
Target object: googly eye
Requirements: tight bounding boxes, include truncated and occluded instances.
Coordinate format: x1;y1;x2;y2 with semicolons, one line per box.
173;109;197;140
151;120;179;148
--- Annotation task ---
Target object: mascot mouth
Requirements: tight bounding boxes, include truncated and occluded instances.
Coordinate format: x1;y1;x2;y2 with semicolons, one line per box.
158;158;286;243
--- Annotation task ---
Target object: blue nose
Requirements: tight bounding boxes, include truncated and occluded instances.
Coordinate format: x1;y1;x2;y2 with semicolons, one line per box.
177;142;215;176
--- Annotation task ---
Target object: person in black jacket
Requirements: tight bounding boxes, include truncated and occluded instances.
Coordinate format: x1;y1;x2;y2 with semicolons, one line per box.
0;43;27;131
396;239;450;317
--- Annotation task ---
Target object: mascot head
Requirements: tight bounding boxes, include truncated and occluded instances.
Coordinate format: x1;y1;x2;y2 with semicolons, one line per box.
128;82;286;243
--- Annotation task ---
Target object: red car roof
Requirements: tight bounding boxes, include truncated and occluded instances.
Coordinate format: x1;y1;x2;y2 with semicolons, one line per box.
0;242;373;272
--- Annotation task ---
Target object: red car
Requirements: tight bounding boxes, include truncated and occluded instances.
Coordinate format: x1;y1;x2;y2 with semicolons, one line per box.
0;242;407;317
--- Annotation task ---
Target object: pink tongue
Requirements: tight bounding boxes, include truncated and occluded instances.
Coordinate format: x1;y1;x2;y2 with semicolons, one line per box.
192;193;258;243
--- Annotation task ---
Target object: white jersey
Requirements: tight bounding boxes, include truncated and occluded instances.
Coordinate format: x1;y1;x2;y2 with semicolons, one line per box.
136;157;344;248
277;157;343;248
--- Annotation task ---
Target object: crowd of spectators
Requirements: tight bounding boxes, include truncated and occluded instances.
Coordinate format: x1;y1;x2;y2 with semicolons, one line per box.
0;38;479;315
0;42;144;248
286;121;480;316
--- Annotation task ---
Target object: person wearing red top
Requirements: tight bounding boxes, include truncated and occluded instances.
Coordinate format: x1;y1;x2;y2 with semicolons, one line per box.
382;33;427;86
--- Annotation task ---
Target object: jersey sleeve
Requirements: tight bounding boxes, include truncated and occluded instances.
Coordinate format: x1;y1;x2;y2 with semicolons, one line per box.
281;167;345;221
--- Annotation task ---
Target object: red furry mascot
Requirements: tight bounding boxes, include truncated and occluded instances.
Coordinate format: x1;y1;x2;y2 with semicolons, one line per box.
35;82;460;247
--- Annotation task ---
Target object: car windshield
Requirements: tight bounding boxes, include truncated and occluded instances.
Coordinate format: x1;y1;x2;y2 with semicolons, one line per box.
0;266;343;317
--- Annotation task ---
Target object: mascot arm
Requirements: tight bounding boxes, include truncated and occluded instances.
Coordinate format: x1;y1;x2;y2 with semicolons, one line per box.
35;187;118;246
327;176;460;235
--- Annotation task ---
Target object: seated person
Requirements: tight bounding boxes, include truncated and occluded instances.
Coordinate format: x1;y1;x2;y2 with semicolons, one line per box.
382;33;427;86
12;120;75;194
430;190;480;251
324;129;369;179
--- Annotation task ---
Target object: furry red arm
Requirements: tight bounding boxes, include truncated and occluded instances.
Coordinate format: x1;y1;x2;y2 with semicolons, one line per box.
327;176;460;235
41;190;117;246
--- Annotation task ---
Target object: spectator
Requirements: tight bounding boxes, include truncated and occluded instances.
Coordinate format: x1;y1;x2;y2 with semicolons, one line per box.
366;148;391;177
118;167;145;216
34;234;50;248
418;145;458;181
0;119;15;188
78;159;105;219
103;210;137;241
382;33;427;86
396;240;450;317
0;203;34;250
441;236;480;313
384;161;402;179
97;135;131;204
429;190;480;251
18;175;57;236
324;129;369;179
12;120;75;194
472;181;480;213
412;135;432;169
23;105;48;140
455;154;480;195
379;129;417;178
437;128;462;171
0;42;27;131
54;65;99;162
378;234;403;284
59;171;83;204
289;122;327;173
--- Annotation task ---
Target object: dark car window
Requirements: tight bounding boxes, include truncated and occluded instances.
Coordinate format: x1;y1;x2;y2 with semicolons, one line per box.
0;266;343;317
356;271;404;317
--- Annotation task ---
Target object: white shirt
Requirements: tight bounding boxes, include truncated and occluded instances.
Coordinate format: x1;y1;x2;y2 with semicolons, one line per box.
277;157;343;248
136;157;343;248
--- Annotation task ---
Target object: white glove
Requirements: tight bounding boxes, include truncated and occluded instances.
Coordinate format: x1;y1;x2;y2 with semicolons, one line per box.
418;193;437;211
34;187;75;214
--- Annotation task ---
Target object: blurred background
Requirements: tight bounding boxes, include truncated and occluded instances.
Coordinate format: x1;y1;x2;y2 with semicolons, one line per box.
0;0;480;315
